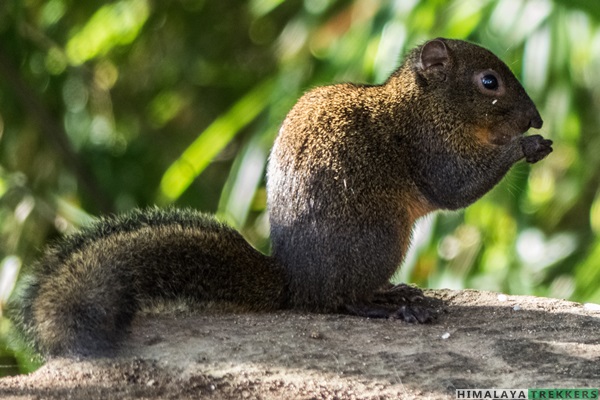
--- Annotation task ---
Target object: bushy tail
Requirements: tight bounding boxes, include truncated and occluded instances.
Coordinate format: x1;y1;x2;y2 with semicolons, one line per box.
9;208;284;357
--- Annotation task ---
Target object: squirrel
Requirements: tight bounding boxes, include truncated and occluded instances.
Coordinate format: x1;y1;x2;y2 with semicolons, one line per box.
10;38;552;358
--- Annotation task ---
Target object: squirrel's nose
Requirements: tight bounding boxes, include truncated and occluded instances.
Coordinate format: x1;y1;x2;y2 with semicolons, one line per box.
527;107;543;130
529;114;543;130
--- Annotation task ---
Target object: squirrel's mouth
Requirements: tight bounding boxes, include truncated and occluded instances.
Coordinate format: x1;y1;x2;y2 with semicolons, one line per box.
500;106;544;140
485;125;523;146
496;112;543;144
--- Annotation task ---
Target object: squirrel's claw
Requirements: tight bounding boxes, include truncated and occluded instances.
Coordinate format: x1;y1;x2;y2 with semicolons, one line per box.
391;305;433;323
343;284;436;323
343;302;434;323
373;283;426;303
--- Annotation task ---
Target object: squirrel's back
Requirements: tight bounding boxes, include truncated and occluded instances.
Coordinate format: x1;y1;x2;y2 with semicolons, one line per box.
267;38;550;310
267;83;420;310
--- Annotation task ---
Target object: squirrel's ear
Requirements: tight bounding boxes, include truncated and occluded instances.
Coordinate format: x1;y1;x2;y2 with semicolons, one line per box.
419;39;450;71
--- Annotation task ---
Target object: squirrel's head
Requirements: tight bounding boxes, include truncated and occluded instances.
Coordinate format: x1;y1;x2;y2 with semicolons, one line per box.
405;38;542;145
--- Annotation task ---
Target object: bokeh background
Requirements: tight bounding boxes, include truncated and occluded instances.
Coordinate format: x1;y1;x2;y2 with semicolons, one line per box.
1;0;599;374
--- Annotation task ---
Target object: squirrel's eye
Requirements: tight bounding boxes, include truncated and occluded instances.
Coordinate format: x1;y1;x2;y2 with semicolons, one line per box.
481;74;499;90
474;70;505;96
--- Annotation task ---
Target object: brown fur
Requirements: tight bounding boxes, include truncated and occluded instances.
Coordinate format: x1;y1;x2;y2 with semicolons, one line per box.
10;38;552;357
267;38;551;310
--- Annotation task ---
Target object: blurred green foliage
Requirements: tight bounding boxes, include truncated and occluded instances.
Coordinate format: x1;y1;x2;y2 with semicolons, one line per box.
1;0;600;375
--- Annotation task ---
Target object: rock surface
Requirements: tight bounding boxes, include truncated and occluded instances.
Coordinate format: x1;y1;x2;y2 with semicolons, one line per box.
1;289;599;399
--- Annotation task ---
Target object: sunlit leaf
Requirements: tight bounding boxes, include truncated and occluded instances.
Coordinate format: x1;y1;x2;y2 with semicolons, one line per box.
158;79;275;204
66;0;149;65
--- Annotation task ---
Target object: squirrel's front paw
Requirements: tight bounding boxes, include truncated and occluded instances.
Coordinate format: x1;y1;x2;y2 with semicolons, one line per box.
522;135;553;163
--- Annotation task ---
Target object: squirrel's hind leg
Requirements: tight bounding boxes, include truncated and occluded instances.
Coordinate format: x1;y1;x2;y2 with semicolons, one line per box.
343;284;437;323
